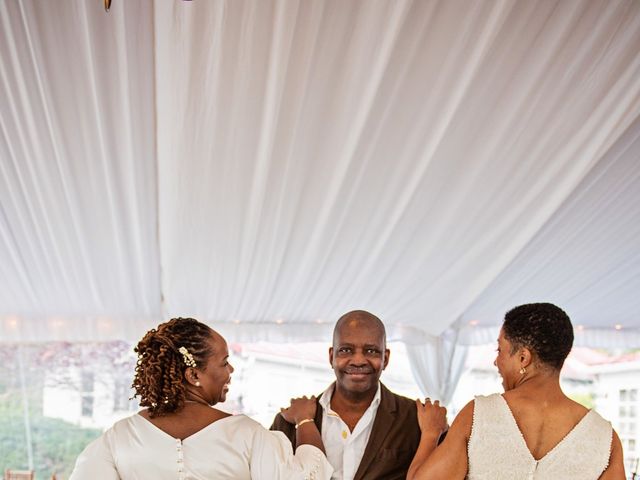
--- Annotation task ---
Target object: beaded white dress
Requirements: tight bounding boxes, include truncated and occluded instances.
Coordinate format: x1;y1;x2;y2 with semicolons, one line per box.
69;413;332;480
467;393;612;480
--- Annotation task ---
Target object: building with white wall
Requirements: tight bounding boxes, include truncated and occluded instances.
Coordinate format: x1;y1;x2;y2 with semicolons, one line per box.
43;363;139;430
41;341;421;430
590;354;640;475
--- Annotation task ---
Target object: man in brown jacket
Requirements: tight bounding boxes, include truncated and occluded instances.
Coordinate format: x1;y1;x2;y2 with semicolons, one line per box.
271;310;421;480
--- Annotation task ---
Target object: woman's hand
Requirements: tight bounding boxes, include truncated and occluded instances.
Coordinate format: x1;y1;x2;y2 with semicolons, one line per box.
408;400;470;480
283;396;325;453
280;395;317;424
416;398;448;436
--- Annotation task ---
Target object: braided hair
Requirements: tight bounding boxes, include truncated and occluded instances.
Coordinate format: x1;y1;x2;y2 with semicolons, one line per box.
132;317;214;417
503;303;574;371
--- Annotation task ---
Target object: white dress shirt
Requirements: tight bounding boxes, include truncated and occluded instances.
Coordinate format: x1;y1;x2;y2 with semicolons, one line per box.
319;383;382;480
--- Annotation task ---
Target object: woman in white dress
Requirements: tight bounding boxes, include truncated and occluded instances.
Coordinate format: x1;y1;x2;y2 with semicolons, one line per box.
70;317;333;480
407;303;626;480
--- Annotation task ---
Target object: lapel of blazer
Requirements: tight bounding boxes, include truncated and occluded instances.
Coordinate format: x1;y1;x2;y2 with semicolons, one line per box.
353;383;397;480
314;392;324;433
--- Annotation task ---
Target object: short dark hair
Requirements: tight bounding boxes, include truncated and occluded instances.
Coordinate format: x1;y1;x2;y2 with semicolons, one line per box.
502;303;573;370
132;317;214;417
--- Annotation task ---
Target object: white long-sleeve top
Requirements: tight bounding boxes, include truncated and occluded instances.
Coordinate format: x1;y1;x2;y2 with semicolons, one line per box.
70;413;332;480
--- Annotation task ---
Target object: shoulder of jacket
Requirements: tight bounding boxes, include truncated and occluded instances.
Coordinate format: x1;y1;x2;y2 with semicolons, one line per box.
381;384;416;407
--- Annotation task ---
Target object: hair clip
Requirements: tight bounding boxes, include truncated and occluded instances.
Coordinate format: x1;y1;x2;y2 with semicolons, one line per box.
179;346;197;368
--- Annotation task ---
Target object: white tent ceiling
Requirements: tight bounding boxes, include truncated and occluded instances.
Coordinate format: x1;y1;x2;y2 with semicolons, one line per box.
1;0;639;346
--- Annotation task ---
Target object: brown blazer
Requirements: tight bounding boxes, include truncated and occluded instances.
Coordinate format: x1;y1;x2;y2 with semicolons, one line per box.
270;383;421;480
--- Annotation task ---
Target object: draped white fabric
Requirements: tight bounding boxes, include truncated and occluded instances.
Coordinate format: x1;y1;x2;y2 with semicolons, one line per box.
407;327;469;404
461;115;640;348
0;1;161;342
1;0;640;352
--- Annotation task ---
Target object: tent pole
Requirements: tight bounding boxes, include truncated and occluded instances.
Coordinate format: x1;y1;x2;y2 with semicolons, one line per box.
18;345;34;470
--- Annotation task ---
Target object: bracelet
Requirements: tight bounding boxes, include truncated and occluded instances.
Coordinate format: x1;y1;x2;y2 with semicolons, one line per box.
295;418;315;429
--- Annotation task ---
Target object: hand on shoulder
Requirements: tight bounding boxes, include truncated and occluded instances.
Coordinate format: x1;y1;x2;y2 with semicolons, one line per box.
280;395;317;425
415;398;448;438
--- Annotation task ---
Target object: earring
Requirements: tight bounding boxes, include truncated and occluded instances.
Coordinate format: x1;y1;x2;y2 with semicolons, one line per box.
195;381;201;387
519;367;526;374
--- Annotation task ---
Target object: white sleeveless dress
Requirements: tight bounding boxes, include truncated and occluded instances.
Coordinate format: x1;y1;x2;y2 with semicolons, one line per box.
467;393;612;480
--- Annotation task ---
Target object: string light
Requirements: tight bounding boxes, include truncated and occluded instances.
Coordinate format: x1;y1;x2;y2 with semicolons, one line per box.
5;316;19;330
97;317;112;331
48;317;65;329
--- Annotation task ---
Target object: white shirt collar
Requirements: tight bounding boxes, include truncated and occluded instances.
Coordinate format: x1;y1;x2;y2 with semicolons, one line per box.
319;382;382;412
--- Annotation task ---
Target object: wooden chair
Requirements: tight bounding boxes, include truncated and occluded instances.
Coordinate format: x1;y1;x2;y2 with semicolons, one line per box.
4;470;35;480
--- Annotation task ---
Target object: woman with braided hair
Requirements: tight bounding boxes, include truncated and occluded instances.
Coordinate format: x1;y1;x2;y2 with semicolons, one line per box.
70;317;332;479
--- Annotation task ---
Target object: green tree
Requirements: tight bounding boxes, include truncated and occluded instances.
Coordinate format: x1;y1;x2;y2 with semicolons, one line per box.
568;392;594;409
0;342;134;478
0;406;101;479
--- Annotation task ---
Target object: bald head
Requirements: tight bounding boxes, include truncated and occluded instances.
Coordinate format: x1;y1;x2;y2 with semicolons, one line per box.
332;310;386;347
330;310;389;399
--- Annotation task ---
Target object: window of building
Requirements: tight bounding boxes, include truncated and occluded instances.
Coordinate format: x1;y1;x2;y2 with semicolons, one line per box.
620;406;627;417
630;389;638;402
620;389;628;402
81;394;93;417
629;439;636;452
113;377;129;412
81;371;94;393
81;371;94;417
